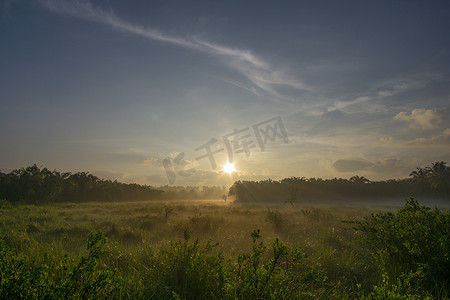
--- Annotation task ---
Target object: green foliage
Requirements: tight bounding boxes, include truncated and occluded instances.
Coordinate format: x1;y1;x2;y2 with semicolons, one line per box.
139;228;225;299
0;230;119;299
359;273;433;300
353;198;450;298
1;199;448;299
225;229;327;299
116;228;328;299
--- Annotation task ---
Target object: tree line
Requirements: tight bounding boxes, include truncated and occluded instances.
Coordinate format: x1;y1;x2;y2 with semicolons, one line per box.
228;161;450;203
0;165;227;204
1;162;448;204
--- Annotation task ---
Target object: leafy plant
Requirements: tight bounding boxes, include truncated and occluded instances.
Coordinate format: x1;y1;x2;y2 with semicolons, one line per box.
140;228;225;299
226;229;327;299
0;230;119;299
353;198;450;298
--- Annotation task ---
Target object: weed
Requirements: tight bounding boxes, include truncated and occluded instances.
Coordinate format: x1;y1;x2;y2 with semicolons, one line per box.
188;212;219;234
265;208;284;232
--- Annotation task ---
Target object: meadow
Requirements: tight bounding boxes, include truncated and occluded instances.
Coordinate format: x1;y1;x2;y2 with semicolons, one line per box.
1;198;448;299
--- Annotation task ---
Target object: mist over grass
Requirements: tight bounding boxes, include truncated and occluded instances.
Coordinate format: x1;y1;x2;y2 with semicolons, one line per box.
0;198;448;299
0;163;449;298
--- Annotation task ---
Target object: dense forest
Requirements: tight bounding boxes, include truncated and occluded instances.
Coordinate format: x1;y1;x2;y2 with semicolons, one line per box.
228;161;450;203
1;162;448;204
0;165;227;204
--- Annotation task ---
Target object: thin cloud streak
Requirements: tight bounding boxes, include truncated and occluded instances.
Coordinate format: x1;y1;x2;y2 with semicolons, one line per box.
312;74;439;116
38;0;310;99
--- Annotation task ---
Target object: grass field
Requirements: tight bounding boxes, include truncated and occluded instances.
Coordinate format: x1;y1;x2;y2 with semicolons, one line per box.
0;199;448;299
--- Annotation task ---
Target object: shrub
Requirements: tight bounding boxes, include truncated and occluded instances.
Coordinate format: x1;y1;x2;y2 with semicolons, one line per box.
0;230;120;299
225;229;327;299
140;228;225;299
353;198;450;298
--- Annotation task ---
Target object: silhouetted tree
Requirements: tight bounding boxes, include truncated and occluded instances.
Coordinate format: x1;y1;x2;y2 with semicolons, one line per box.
0;165;164;203
349;175;370;183
228;162;449;203
428;161;450;197
409;167;430;182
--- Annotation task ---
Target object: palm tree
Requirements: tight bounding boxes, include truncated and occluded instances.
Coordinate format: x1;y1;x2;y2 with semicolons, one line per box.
409;167;430;182
428;161;450;192
409;166;433;195
349;175;370;183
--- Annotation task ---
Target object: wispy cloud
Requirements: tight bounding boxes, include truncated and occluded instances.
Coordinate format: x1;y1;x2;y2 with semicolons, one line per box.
38;0;310;99
406;128;450;145
143;156;163;168
374;76;430;98
333;159;373;172
38;0;198;47
314;75;438;115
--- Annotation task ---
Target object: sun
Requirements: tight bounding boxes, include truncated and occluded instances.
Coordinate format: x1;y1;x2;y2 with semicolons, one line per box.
222;162;236;174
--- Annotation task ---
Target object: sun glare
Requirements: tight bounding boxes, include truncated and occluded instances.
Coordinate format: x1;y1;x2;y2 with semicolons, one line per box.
222;162;236;174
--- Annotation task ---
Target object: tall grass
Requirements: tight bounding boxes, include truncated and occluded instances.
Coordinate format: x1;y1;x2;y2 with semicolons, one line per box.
0;199;448;298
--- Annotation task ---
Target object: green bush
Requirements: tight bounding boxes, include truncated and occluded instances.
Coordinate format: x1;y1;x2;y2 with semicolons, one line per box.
225;229;327;299
139;228;225;299
0;230;119;299
2;200;448;299
353;198;450;298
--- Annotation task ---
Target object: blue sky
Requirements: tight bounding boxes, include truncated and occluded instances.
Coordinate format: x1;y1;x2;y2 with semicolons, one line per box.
1;0;449;186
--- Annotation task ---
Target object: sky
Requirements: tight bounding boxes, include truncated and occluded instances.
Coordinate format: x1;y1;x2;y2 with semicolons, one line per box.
1;0;449;186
